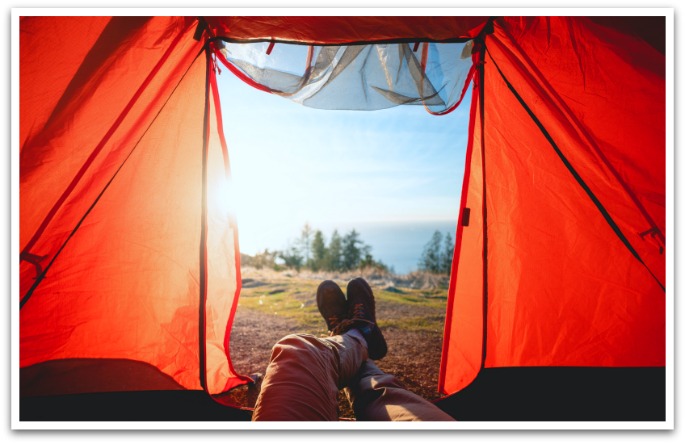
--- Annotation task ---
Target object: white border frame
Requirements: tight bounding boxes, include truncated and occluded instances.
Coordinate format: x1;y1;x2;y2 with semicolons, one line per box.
9;7;676;432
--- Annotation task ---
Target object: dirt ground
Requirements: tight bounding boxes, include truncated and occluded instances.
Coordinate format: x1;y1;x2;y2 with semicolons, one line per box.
224;268;447;419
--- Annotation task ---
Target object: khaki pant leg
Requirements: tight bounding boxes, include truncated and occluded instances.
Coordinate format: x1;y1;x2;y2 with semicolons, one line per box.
252;333;367;421
345;361;455;421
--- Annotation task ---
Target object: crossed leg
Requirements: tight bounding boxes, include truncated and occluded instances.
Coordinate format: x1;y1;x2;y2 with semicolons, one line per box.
251;330;453;421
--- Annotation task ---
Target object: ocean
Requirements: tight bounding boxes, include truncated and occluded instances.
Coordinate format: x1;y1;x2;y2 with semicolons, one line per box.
321;220;458;274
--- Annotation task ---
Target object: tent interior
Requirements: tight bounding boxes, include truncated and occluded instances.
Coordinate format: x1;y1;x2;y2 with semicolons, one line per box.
17;15;667;422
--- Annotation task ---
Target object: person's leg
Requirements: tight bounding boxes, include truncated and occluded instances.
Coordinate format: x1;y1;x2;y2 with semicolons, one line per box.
343;279;454;421
253;277;448;421
345;360;455;421
252;281;369;421
251;331;368;421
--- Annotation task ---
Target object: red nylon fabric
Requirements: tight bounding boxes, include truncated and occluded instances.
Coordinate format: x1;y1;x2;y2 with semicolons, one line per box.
439;17;665;395
204;54;252;393
493;17;665;284
207;52;251;392
438;52;485;394
20;16;247;394
205;16;488;44
20;50;208;390
20;17;200;298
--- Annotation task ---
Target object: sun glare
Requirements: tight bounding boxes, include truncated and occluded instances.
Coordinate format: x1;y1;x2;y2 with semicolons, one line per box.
208;174;235;222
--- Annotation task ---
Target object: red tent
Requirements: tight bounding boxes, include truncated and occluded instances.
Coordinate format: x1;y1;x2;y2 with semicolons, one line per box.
18;15;667;421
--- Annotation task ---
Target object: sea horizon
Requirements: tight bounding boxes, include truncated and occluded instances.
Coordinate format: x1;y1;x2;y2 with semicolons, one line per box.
238;218;458;275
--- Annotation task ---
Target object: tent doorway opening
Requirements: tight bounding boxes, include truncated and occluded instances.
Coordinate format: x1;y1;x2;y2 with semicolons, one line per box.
213;40;474;412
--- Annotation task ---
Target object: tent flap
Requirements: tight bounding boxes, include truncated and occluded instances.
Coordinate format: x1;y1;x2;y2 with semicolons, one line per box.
440;16;665;395
20;16;247;395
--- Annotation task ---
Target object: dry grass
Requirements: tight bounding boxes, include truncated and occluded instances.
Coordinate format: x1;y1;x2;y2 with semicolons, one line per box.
225;266;449;419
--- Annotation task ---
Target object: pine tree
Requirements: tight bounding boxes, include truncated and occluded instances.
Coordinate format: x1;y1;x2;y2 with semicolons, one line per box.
342;229;363;271
297;223;314;265
310;230;327;271
441;231;454;274
325;230;343;271
419;230;443;273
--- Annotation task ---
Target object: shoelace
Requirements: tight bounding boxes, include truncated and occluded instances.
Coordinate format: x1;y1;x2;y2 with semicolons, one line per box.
352;303;366;320
328;314;341;327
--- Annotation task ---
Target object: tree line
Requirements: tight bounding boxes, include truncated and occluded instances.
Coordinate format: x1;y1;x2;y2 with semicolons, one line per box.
243;224;455;275
242;223;389;273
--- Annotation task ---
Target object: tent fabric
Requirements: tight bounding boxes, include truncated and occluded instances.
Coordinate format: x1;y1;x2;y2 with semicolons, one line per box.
20;16;248;395
19;15;665;407
204;16;489;45
20;16;202;301
439;16;665;394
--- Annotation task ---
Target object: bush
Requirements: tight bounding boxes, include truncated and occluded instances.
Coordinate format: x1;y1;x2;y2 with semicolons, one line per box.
241;249;279;270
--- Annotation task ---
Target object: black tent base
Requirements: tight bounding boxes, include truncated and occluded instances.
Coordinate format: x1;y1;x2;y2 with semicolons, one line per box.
20;363;665;422
435;366;666;421
20;390;253;422
19;358;255;422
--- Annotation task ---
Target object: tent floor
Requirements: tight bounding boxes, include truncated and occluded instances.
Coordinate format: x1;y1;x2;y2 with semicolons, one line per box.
20;364;665;422
20;390;253;422
435;366;666;421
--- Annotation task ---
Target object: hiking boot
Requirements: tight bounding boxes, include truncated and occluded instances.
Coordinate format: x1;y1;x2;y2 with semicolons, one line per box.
345;277;387;360
316;280;347;334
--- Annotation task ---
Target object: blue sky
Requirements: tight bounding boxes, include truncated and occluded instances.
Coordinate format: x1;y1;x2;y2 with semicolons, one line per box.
216;53;472;255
